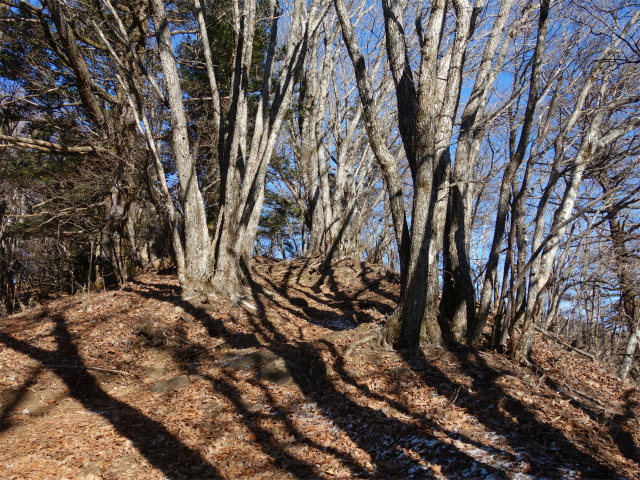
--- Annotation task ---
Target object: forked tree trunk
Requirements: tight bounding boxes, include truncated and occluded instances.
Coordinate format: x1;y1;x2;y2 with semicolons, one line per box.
333;0;409;285
385;0;474;348
338;0;474;349
443;0;516;342
211;0;323;300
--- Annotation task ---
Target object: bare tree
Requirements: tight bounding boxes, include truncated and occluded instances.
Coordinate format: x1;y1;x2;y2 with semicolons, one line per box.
337;0;524;347
84;0;328;299
334;0;410;285
507;5;640;360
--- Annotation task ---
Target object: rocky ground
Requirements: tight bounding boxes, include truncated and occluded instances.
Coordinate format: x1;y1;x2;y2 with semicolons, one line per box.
0;257;638;479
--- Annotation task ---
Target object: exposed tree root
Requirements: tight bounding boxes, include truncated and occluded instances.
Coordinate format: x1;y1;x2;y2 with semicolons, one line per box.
344;331;382;356
43;365;131;376
344;308;403;357
380;307;402;348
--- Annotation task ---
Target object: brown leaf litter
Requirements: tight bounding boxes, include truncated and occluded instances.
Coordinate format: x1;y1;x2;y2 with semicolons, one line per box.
0;257;638;479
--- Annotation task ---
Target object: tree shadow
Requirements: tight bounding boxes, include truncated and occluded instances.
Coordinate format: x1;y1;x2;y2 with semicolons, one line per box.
0;312;220;479
611;390;640;463
251;260;396;331
130;274;511;477
201;370;369;478
320;339;517;460
247;273;360;331
130;276;381;476
401;346;621;478
530;356;639;465
0;366;42;433
238;289;510;478
119;273;631;478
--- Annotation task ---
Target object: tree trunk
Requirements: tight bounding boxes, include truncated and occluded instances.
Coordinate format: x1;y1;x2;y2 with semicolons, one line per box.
44;0;106;129
150;0;211;288
333;0;409;282
445;0;516;343
440;178;475;341
211;0;321;299
619;319;640;381
469;0;550;345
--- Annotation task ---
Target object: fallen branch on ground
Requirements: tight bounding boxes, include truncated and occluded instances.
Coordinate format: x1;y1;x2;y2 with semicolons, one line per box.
534;326;596;361
43;365;131;376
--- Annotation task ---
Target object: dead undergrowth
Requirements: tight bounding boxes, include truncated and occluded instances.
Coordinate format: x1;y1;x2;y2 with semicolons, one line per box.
0;257;638;479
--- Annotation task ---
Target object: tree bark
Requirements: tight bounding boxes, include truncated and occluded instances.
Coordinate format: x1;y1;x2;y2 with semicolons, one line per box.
333;0;409;282
443;0;515;342
44;0;106;129
150;0;211;288
211;0;323;300
469;0;550;345
619;319;640;381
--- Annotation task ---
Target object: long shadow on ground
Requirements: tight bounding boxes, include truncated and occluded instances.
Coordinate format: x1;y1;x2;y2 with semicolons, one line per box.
530;357;639;465
402;346;620;478
247;272;626;478
252;259;397;330
123;275;631;479
0;367;42;433
243;290;509;478
0;313;219;479
131;278;506;478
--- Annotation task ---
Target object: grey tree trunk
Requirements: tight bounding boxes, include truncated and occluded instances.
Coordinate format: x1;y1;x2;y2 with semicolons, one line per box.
469;0;551;346
194;0;222;142
388;0;473;348
507;6;640;358
210;0;258;298
442;0;515;342
620;320;640;381
333;0;409;282
150;0;211;287
211;0;324;300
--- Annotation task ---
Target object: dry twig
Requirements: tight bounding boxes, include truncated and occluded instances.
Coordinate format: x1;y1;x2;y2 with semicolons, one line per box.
43;365;131;376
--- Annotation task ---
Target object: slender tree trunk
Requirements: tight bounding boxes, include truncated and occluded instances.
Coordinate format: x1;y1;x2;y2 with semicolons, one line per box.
619;319;640;381
444;0;515;342
150;0;211;288
44;0;106;128
469;0;550;345
211;0;321;300
194;0;222;142
333;0;409;282
599;181;640;379
236;1;319;264
513;117;603;359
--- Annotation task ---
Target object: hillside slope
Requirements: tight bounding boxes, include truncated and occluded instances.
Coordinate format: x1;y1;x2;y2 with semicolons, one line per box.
1;257;638;479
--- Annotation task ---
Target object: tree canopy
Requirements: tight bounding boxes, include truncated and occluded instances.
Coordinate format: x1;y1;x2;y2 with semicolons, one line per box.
1;0;639;379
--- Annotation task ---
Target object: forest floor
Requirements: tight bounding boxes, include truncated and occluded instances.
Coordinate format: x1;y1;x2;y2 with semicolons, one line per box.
0;257;638;480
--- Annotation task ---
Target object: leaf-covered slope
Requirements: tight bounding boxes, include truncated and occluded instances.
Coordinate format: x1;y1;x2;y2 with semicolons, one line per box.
0;258;638;479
